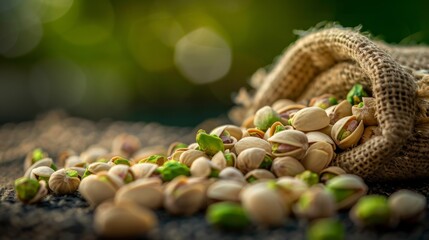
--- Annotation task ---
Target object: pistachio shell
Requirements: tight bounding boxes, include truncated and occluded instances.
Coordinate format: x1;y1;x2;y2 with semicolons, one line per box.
325;174;368;210
359;126;382;144
271;156;305;177
87;162;112;175
268;130;308;159
108;165;135;183
236;147;270;174
115;178;163;209
211;150;237;169
309;94;338;109
112;134;141;158
190;157;219;178
352;97;378;126
305;131;336;150
57;149;76;168
246;128;265;139
211;124;243;142
207;180;244;203
187;142;200;150
233;137;271;156
331;116;364;149
65;156;86;168
80;146;108;164
293;186;336;221
319;166;347;183
130;163;158;179
179;149;208;167
318;124;333;136
167;142;188;156
244;169;275;183
301;142;334;174
388;190;426;222
325;100;352;124
291;107;330;131
272;99;296;111
94;201;157;237
27;180;49;204
79;172;124;207
277;104;306;124
276;177;308;206
30;166;55;180
264;121;294;140
48;168;81;195
168;147;189;161
218;167;246;184
24;158;55;178
69;167;86;178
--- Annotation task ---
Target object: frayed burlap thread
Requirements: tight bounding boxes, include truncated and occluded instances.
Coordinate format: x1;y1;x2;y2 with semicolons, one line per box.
237;28;429;181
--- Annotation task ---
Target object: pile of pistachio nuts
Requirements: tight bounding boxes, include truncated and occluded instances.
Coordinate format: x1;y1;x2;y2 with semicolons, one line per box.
14;84;427;238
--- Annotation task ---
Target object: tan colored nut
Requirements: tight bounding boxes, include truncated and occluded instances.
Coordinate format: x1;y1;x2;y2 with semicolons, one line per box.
268;130;308;159
112;134;141;158
318;124;333;136
79;171;124;207
190;157;220;178
179;149;208;167
210;125;240;149
211;150;237;170
207;180;244;203
331;116;364;149
388;189;426;223
94;201;158;237
306;131;336;150
108;165;135;184
359;126;382;144
115;178;163;209
301;142;334;174
168;147;189;161
293;186;336;221
24;158;55;178
245;169;275;183
30;166;55;182
271;156;305;177
64;156;86;168
291;107;330;131
80;146;109;164
236;147;273;174
325;174;368;210
233;137;271;156
319;166;347;184
130;163;158;179
309;94;337;109
277;104;306;124
352;97;378;126
276;177;308;207
246;128;266;139
48;168;81;195
132;145;167;163
218;167;246;184
69;167;86;178
264;121;294;140
167;142;187;156
325;100;352;124
86;162;112;175
272;99;297;111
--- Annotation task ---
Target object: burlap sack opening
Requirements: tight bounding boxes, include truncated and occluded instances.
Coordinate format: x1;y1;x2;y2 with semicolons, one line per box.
233;27;429;182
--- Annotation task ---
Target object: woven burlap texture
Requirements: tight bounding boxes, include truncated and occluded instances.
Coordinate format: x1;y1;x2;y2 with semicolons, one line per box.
236;27;429;182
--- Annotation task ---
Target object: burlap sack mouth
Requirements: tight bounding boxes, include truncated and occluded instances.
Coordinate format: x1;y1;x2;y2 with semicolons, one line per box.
232;27;429;182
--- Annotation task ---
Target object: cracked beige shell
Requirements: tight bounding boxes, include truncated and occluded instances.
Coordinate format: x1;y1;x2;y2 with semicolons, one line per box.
326;174;368;210
246;128;265;139
276;177;308;207
291;107;330;131
233;137;271;155
210;124;243;141
64;156;86;168
331;115;364;149
112;134;141;158
325;100;352;124
264;121;294;140
167;142;186;156
79;171;124;207
206;180;244;203
292;186;336;221
190;157;220;178
245;169;275;182
80;146;109;164
319;166;347;183
218;167;246;184
130;163;158;179
352;97;378;126
268;130;308;159
271;156;305;177
30;166;55;181
94;201;157;237
179;149;208;167
86;162;112;175
168;147;189;161
24;158;55;178
277;104;306;124
301;142;334;174
25;180;49;204
115;178;163;209
48;168;81;195
359;126;382;144
108;165;135;183
163;176;207;215
211;150;236;169
236;148;270;174
306;131;336;150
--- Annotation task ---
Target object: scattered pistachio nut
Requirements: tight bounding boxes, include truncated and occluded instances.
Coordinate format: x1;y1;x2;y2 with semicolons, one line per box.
24;158;56;178
277;104;306;124
109;156;132;166
29;166;55;186
331;115;364;149
115;178;163;209
48;168;81;195
388;189;426;223
164;176;207;215
276;177;308;207
305;131;336;150
253;106;281;131
14;177;48;204
24;148;48;171
264;121;293;140
233;136;272;156
83;162;112;178
309;94;338;109
211;150;236;169
190;157;221;178
218;167;246;184
350;195;392;227
130;163;159;179
295;170;319;187
271;156;305;177
290;107;330;131
325;174;368;210
196;129;224;156
167;142;188;156
268;130;308;159
64;156;86;168
245;169;276;183
139;154;166;166
79;171;124;207
210;124;243;142
108;164;135;184
325;100;352;124
301;141;334;174
207;180;244;203
157;160;190;182
307;218;345;240
246;128;265;139
236;147;273;174
179;149;208;167
319;166;346;184
210;125;239;149
206;202;250;229
293;186;336;221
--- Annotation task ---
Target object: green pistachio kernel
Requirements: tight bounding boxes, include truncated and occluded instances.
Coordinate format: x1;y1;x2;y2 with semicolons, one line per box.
299;192;312;210
96;158;108;163
328;97;338;106
320;173;336;183
112;157;131;166
354;195;390;226
157;160;190;182
326;188;355;203
206;202;250;229
358;102;364;108
346;84;368;105
98;175;110;183
173;143;188;153
124;173;134;184
209;168;220;178
254;106;281;131
14;177;40;202
337;129;351;141
308;218;345;240
296;170;319;186
274;125;286;134
139;154;166;165
66;169;79;178
82;169;92;179
287;118;293;126
224;153;235;167
246;176;258;183
259;155;273;169
32;148;45;164
196;129;224;156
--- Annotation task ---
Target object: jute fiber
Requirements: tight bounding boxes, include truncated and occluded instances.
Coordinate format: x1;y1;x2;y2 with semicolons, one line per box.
233;27;429;181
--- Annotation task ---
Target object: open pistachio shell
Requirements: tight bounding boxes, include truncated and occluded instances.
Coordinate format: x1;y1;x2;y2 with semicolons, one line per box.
271;156;305;177
306;131;336;150
164;176;207;215
253;106;281;131
325;100;352;124
24;148;48;171
115;178;163;209
15;178;49;204
319;166;347;184
218;167;246;184
245;169;275;183
168;147;189;161
388;190;426;223
236;147;272;174
291;107;330;131
325;174;368;210
246;128;265;139
30;166;55;181
207;180;244;203
268;130;308;159
86;162;112;176
112;134;141;158
211;125;243;141
359;126;382;144
69;167;86;178
187;142;200;150
79;171;124;207
264;121;294;140
24;158;55;178
167;142;188;156
301;142;334;174
277;104;306;124
29;180;49;204
352;97;378;126
179;149;208;167
108;165;135;184
80;146;108;164
233;137;271;156
211;150;237;169
130;163;158;179
94;201;157;237
190;157;220;178
293;186;336;221
276;177;308;207
331;116;364;149
48;168;81;195
309;94;338;109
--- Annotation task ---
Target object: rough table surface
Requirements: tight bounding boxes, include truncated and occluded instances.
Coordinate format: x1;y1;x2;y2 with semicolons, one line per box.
1;112;429;240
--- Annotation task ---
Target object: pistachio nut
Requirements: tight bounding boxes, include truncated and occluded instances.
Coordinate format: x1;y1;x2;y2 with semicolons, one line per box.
236;147;273;174
206;202;250;229
132;145;167;162
80;146;109;164
69;166;86;178
277;104;306;124
318;124;333;136
64;156;86;168
211;150;237;169
233;136;271;156
24;158;57;178
130;163;159;179
115;178;163;209
196;129;224;156
94;201;157;237
268;130;308;159
331;115;364;149
112;134;141;158
24;148;48;171
108;164;135;184
138;154;166;166
293;186;336;221
325;100;352;124
359;126;382;144
352;97;378;126
309;94;338;109
79;171;124;207
14;177;48;204
218;167;246;184
30;166;54;188
307;218;345;240
210;126;239;149
246;128;265;139
157;160;190;182
319;166;347;184
168;147;189;161
48;168;81;195
272;98;296;111
179;149;208;167
57;149;77;168
301;142;334;174
164;176;207;215
83;162;112;178
350;195;392;227
241;181;287;226
109;156;132;166
290;107;330;131
190;157;221;178
264;121;294;140
346;83;368;105
325;174;368;210
276;177;308;207
207;180;244;203
295;170;319;186
245;169;275;183
305;131;336;150
167;142;188;156
253;106;281;131
388;189;426;223
271;156;305;177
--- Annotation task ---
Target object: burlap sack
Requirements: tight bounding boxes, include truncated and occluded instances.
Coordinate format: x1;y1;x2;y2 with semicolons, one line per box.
232;27;429;182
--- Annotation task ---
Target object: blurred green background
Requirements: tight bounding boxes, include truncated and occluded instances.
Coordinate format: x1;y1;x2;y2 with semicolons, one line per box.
1;0;428;126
